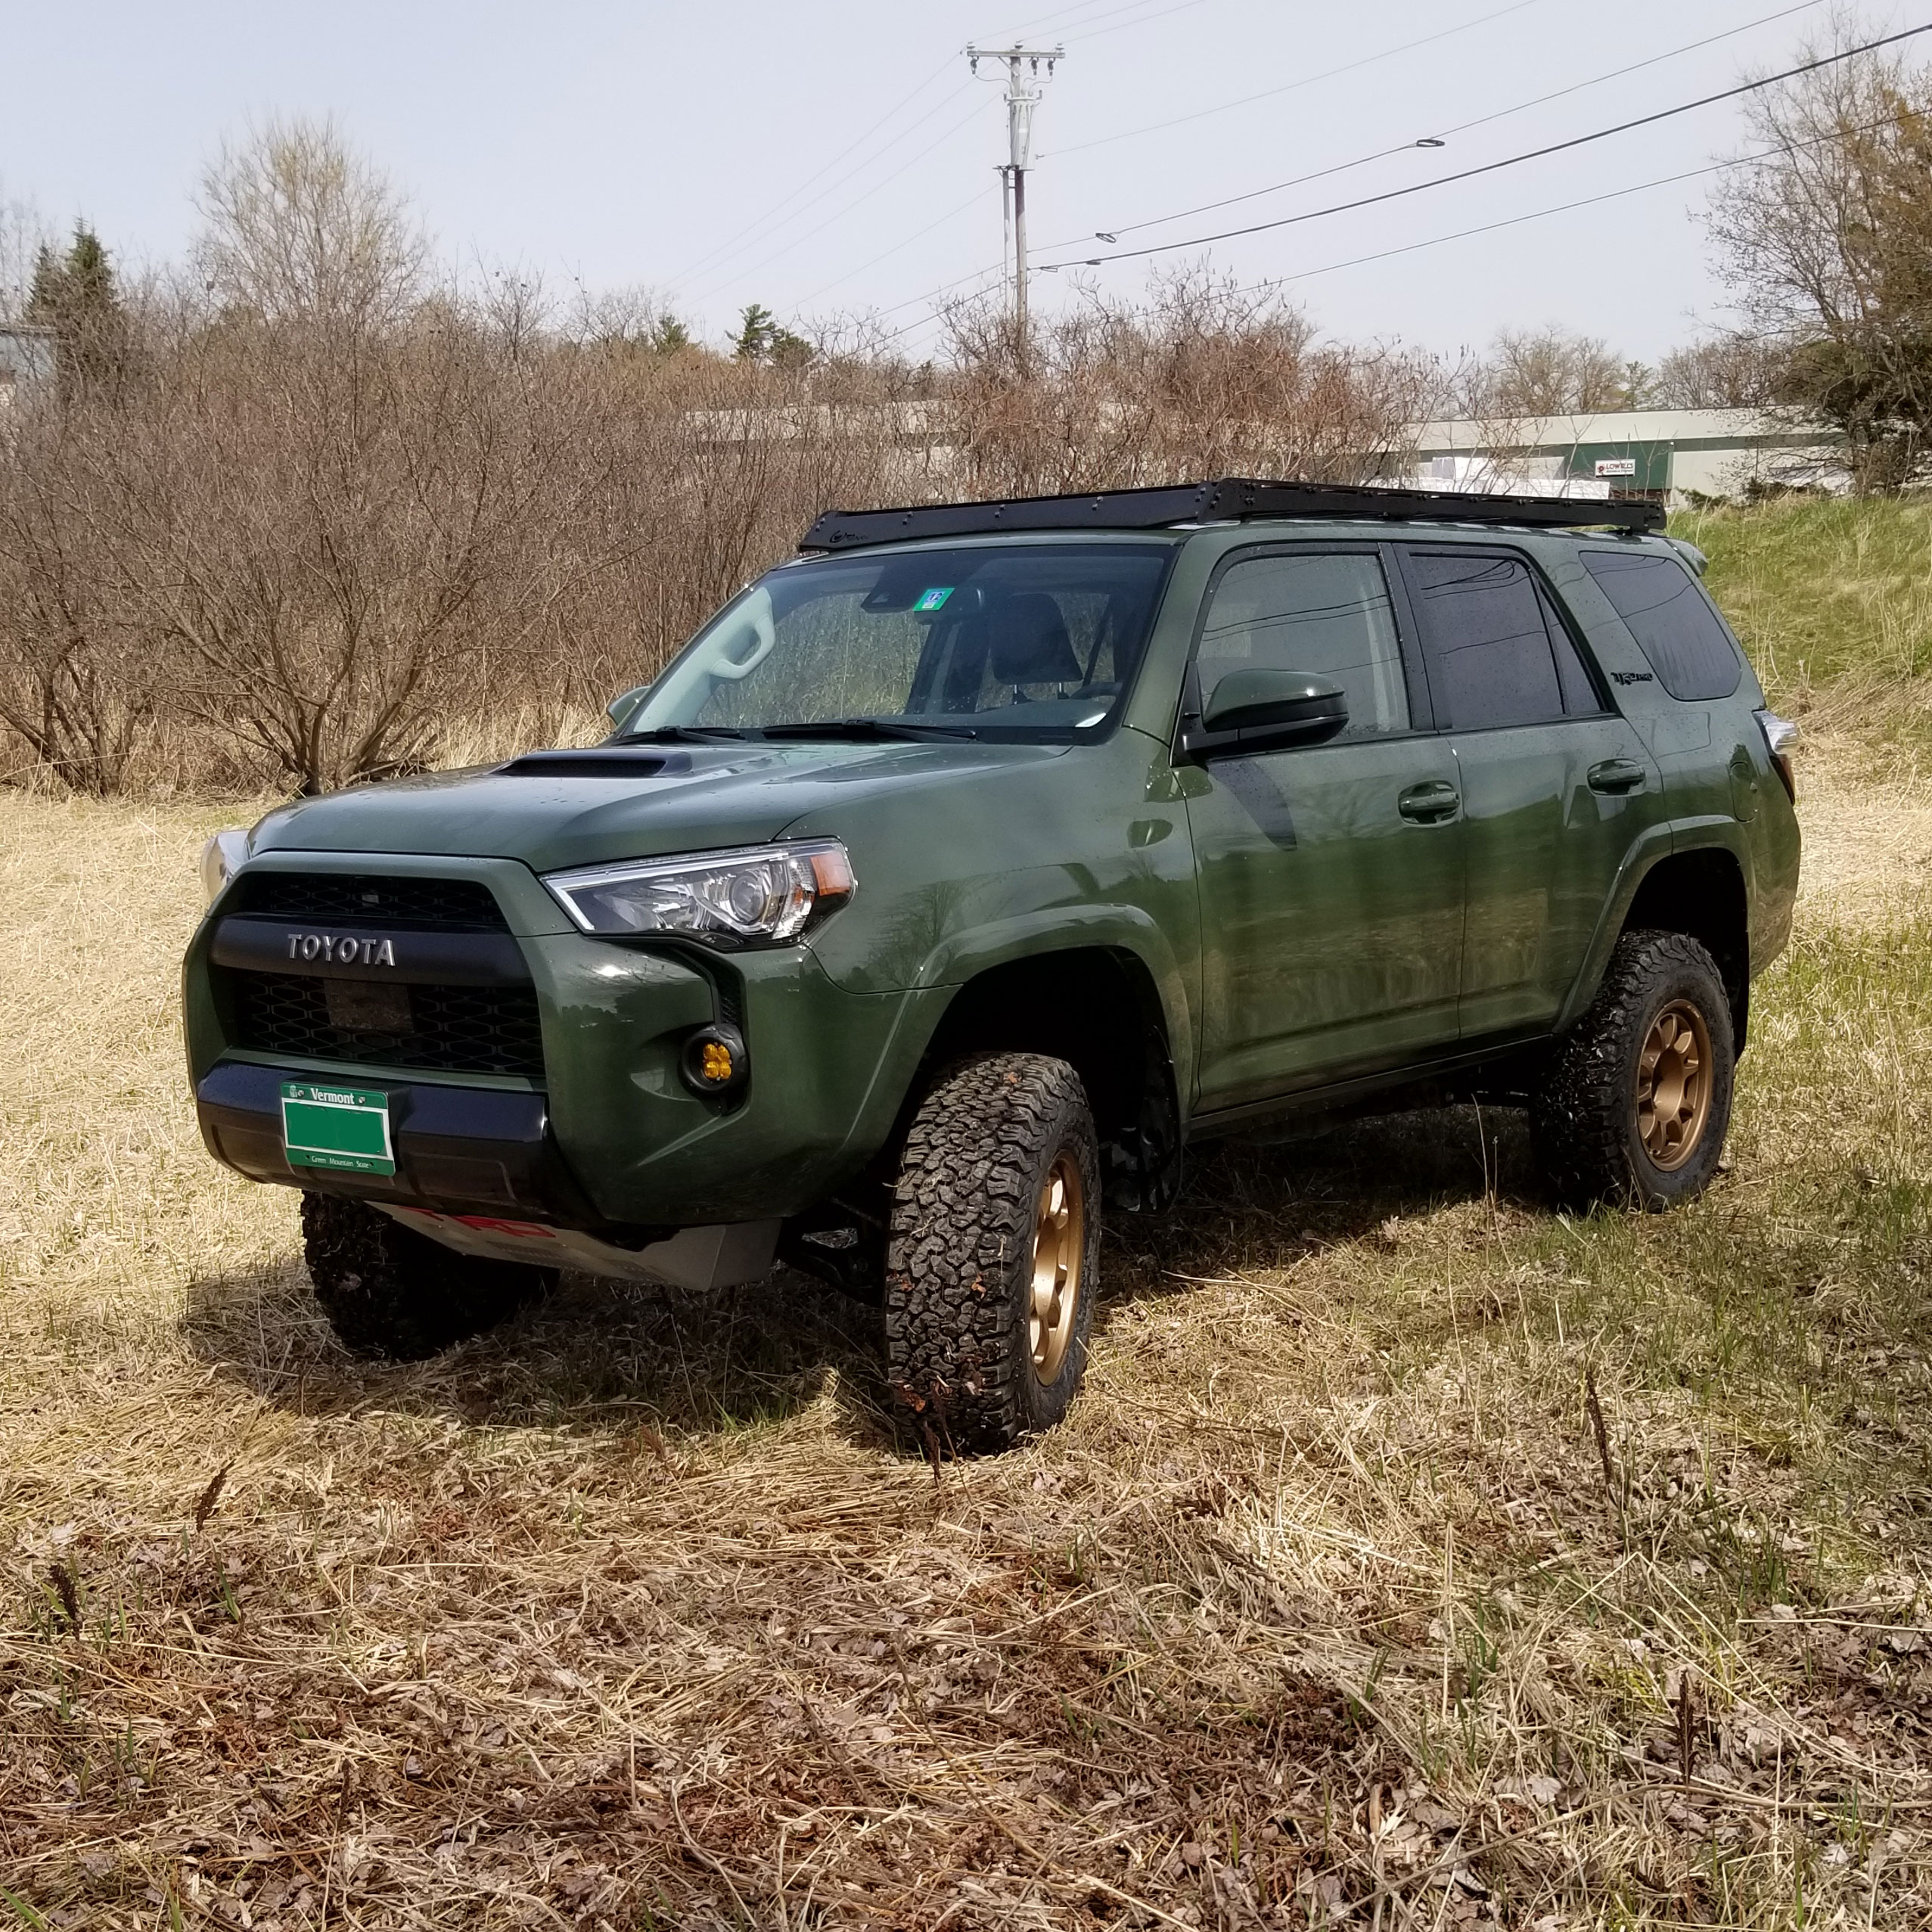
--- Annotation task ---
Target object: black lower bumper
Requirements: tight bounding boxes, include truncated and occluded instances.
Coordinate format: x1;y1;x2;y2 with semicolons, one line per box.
196;1061;602;1224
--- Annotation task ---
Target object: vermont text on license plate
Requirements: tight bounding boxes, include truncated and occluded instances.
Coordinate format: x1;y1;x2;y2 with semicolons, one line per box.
281;1082;395;1176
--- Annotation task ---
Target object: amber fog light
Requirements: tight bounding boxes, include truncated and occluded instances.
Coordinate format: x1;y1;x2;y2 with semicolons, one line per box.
682;1025;748;1097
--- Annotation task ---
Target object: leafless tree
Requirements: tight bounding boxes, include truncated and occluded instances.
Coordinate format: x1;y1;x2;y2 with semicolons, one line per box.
1456;325;1638;418
940;271;1442;497
193;117;430;331
1707;16;1932;486
1652;331;1790;408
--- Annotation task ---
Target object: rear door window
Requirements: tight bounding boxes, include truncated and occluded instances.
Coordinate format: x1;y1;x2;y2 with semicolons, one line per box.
1577;549;1742;700
1400;551;1565;730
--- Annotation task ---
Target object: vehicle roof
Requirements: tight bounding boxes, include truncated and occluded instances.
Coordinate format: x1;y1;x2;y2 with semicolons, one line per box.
797;477;1663;553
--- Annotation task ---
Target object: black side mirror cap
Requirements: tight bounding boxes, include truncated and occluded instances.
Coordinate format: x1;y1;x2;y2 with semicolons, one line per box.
605;684;650;730
1183;668;1349;759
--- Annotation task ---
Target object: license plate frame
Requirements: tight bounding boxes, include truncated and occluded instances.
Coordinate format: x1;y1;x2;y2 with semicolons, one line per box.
281;1080;396;1176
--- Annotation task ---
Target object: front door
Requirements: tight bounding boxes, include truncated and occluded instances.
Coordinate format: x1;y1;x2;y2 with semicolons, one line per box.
1396;547;1665;1040
1186;546;1465;1113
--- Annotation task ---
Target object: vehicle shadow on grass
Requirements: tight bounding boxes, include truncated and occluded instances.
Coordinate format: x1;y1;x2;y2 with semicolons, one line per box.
180;1104;1537;1452
1101;1102;1545;1307
181;1255;901;1447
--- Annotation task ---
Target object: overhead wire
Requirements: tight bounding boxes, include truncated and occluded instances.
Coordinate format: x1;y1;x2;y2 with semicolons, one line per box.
1065;0;1829;246
855;0;1843;332
1033;19;1932;270
666;56;968;292
1039;0;1543;159
686;91;999;307
1222;102;1915;306
772;0;1217;316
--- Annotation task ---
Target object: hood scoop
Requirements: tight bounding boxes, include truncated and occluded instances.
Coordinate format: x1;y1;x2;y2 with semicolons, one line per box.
495;748;693;778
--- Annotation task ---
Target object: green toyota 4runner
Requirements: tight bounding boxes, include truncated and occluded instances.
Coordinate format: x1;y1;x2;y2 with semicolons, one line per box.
185;478;1800;1450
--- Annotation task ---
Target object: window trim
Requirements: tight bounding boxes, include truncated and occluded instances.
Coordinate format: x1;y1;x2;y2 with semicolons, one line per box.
1174;541;1437;759
1394;542;1614;736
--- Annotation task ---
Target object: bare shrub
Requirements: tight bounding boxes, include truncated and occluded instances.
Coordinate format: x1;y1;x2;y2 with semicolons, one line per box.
1653;331;1791;409
194;117;429;331
940;271;1441;497
1707;22;1932;487
0;408;155;793
1455;324;1642;418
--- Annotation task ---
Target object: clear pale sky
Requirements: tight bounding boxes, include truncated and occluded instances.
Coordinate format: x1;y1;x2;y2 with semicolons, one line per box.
0;0;1909;364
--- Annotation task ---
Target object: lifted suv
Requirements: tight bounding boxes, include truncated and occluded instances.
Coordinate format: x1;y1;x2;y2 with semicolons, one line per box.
185;478;1800;1450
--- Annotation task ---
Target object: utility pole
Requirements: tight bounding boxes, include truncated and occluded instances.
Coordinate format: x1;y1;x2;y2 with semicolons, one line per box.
967;42;1062;368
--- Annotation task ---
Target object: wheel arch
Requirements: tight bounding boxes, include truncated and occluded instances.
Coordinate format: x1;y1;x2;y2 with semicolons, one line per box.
912;944;1183;1212
1622;845;1750;1048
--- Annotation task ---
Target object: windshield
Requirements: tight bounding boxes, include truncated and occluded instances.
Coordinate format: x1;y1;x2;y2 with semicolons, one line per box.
623;542;1176;741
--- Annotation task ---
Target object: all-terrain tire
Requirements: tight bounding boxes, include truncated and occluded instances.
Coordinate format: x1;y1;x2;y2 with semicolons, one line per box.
884;1053;1101;1455
301;1191;556;1359
1530;929;1736;1210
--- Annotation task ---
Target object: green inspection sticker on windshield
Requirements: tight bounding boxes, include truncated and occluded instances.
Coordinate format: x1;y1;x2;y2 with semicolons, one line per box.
281;1081;396;1176
913;586;954;612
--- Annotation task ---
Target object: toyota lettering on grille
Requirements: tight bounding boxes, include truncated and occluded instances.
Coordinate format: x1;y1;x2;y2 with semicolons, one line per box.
286;933;398;966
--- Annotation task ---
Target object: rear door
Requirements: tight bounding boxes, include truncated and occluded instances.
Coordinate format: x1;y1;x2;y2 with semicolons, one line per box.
1185;544;1465;1111
1396;546;1664;1042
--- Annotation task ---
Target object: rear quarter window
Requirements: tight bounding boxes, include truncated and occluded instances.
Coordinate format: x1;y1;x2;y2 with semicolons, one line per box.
1577;549;1742;701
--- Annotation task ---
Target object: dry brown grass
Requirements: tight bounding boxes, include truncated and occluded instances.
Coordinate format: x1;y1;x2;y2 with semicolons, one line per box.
5;729;1932;1930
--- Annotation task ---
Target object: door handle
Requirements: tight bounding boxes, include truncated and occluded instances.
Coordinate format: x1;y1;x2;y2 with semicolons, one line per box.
1397;779;1460;824
1587;757;1648;796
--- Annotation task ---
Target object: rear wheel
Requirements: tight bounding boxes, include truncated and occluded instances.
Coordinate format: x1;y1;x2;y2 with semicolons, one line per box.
884;1053;1100;1455
1530;929;1736;1210
301;1191;556;1359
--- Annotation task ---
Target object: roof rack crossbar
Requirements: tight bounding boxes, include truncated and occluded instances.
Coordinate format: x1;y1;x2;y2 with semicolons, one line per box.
798;477;1664;551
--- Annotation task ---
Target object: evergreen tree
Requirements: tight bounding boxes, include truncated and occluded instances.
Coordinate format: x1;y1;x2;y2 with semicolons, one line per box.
25;242;63;324
730;302;812;369
731;303;777;361
29;222;126;399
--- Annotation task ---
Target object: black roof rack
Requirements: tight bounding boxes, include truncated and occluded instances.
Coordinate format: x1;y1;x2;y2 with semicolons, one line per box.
799;477;1664;551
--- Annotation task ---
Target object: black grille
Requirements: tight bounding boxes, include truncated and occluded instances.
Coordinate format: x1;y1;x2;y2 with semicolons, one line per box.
235;872;509;932
224;971;544;1078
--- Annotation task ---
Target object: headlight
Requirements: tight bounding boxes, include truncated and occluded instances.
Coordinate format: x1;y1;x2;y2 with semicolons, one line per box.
543;840;856;945
199;828;252;905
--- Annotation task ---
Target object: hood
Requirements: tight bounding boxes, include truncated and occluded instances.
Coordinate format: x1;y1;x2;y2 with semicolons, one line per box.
249;738;1070;872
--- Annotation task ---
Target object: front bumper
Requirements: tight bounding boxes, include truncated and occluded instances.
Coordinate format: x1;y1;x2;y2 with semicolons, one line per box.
185;853;945;1229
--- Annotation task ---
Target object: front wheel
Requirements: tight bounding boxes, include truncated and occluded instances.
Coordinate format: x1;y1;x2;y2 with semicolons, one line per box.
1530;929;1736;1210
301;1191;556;1359
884;1054;1101;1455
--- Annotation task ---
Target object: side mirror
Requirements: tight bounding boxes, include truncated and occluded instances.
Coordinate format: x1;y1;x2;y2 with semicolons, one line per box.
1186;668;1348;758
605;685;650;731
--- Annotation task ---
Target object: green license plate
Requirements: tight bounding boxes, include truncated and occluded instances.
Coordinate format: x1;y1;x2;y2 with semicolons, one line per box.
281;1081;396;1176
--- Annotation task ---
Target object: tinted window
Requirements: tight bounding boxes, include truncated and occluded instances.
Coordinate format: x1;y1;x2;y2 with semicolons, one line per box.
1578;549;1742;700
1404;551;1563;730
1539;587;1605;716
1196;551;1409;738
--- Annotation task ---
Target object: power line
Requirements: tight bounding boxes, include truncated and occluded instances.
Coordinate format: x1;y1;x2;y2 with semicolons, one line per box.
791;186;991;311
1035;18;1932;270
687;92;998;308
856;0;1852;330
881;98;1896;355
1039;0;1542;160
1225;107;1907;305
1073;0;1829;247
1070;0;1216;42
666;58;968;292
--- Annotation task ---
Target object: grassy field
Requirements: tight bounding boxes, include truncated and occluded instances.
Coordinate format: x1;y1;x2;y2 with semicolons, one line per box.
3;503;1932;1929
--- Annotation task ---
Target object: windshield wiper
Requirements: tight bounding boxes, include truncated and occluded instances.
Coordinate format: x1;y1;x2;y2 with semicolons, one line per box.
757;718;978;742
614;725;765;745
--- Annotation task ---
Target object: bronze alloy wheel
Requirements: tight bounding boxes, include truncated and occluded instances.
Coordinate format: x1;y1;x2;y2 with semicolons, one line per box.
1029;1154;1085;1385
1635;998;1713;1171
